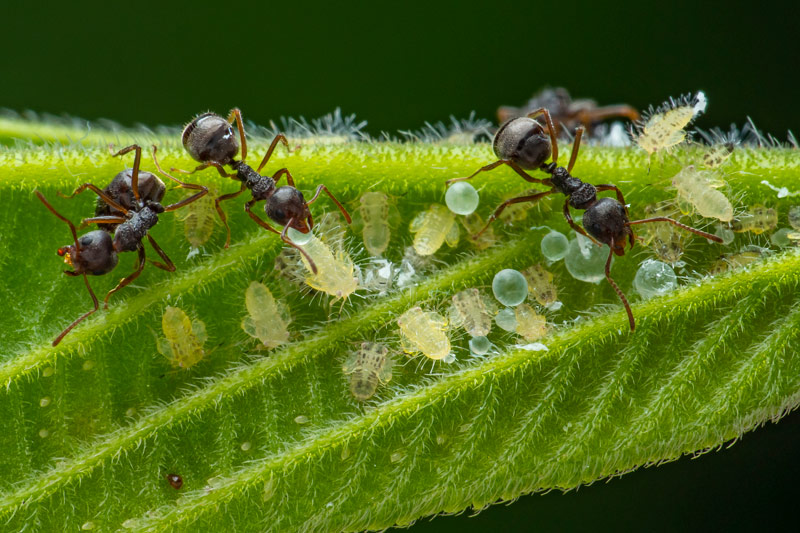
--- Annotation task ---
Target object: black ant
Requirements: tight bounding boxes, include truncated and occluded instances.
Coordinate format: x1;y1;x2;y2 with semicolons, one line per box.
446;108;722;331
35;144;208;346
171;108;352;274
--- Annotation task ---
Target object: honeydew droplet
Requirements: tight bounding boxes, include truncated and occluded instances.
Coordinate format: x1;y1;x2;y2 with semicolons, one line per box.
564;238;608;283
469;336;491;355
540;230;569;261
443;353;456;364
294;415;309;425
445;182;479;215
287;227;312;245
771;227;793;248
81;521;96;530
82;360;95;371
38;428;49;438
492;269;528;306
39;397;51;408
634;259;678;299
715;225;735;245
495;308;518;332
240;441;252;452
42;367;54;377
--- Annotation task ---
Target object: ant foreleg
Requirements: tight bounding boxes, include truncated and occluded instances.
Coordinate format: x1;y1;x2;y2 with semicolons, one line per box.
35;191;80;247
627;217;723;243
109;144;142;202
80;215;127;228
477;189;555;237
566;126;584;173
171;161;237;178
58;183;129;214
280;218;319;275
446;160;545;186
305;185;352;224
52;273;99;346
104;246;146;307
272;168;296;187
256;134;293;174
226;108;248;163
604;238;635;331
153;145;211;210
216;182;248;248
147;235;176;271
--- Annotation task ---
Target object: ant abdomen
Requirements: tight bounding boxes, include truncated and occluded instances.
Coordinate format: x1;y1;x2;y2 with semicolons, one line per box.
71;230;119;275
182;112;239;165
493;117;552;169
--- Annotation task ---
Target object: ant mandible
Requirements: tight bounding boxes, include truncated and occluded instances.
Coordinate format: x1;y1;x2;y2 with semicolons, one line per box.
446;108;722;331
35;144;208;346
171;108;352;274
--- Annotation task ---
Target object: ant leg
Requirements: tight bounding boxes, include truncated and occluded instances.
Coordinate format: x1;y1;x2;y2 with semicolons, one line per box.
526;107;559;164
305;185;353;223
566;126;584;173
52;273;99;346
575;105;640;128
627;217;723;243
58;183;129;214
256;134;293;174
80;215;127;228
147;234;176;271
226;108;248;163
104;246;146;308
245;201;319;274
563;199;602;246
109;144;142;202
446;160;545;186
476;189;555;237
35;191;80;247
216;181;248;248
152;145;210;211
272;168;295;187
171;162;237;178
605;238;635;331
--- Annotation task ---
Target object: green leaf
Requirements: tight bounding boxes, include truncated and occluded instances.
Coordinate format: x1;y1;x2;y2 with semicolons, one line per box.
1;119;799;532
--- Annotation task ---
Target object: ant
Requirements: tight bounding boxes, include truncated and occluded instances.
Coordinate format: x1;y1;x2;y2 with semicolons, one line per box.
446;108;722;331
35;144;208;346
172;109;352;274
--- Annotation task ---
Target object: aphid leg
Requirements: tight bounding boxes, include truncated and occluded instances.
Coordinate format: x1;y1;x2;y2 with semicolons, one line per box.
627;217;723;243
566;126;584;173
104;246;146;308
79;215;128;228
575;105;641;128
171;161;237;178
526;107;559;164
226;108;248;163
52;273;99;347
109;144;142;202
216;182;248;248
272;168;296;187
604;238;635;331
256;134;293;174
305;185;353;224
147;235;176;271
152;146;210;211
563;199;602;246
477;189;555;237
57;183;129;214
35;191;80;247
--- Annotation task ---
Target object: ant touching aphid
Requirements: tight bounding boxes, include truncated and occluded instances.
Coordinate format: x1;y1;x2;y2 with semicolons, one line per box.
172;108;352;274
446;108;722;331
35;144;208;346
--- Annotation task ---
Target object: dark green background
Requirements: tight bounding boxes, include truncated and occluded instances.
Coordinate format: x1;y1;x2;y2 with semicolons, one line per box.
2;1;799;531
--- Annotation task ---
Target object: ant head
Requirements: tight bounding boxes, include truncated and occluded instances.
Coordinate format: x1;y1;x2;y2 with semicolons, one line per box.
60;230;119;275
493;117;552;170
182;112;239;165
582;198;631;256
266;186;311;232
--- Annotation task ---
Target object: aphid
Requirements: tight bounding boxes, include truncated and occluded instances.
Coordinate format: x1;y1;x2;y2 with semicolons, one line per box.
788;206;800;230
298;234;359;303
514;304;547;341
35;145;208;346
497;87;641;136
446;107;721;331
671;165;734;222
179;186;218;248
638;204;692;264
409;204;459;256
728;205;778;234
397;307;451;360
166;474;183;490
709;248;765;275
521;264;558;306
632;92;707;163
241;281;290;349
342;342;393;401
353;191;397;256
157;306;207;369
173;109;352;273
702;142;736;168
449;288;492;337
459;213;497;250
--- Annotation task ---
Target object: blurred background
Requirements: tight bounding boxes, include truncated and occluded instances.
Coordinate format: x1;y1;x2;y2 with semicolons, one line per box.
2;0;798;530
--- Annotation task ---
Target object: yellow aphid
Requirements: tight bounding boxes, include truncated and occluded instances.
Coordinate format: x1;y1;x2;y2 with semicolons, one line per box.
459;213;497;250
702;142;735;169
356;191;395;256
672;165;734;222
179;187;217;248
639;204;691;264
729;205;778;235
299;234;359;302
342;342;393;401
788;206;800;230
241;281;290;349
521;264;558;306
449;288;492;337
709;249;764;275
635;92;706;159
514;304;547;342
157;306;207;369
409;204;459;256
397;307;451;360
